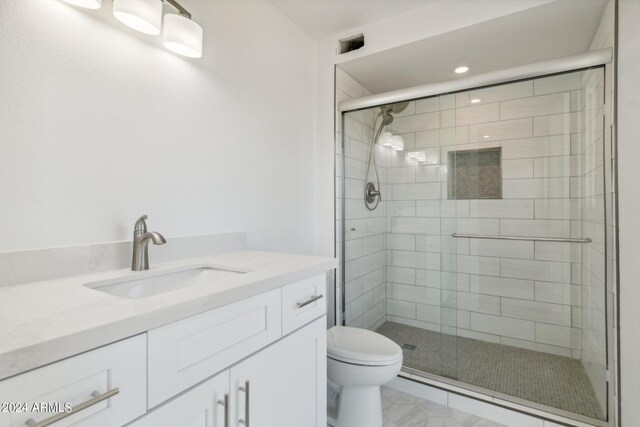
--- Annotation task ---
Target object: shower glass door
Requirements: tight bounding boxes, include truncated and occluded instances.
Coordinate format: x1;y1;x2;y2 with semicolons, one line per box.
340;100;459;380
338;66;608;423
445;68;607;421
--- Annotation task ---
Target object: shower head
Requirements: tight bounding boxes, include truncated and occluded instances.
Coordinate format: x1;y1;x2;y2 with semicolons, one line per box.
381;112;394;126
379;101;410;126
390;101;409;114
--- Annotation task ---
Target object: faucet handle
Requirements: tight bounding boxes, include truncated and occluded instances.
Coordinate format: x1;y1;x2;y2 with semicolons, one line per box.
134;215;148;233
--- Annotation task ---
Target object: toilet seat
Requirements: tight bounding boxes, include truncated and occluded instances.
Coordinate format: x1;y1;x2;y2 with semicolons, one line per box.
327;326;402;366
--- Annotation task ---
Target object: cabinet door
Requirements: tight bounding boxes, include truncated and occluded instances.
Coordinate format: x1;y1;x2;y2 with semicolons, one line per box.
129;370;230;427
230;316;326;427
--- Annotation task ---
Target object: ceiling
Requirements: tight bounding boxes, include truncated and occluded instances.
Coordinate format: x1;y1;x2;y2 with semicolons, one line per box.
338;0;609;93
268;0;438;40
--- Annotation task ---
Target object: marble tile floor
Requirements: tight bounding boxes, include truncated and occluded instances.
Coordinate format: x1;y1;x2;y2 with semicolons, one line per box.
381;386;508;427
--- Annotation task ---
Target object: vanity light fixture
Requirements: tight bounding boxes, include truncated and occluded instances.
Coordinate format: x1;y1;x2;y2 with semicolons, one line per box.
378;132;394;147
407;151;426;162
454;66;469;74
59;0;102;9
109;0;204;58
113;0;163;35
470;98;481;104
379;132;404;151
391;135;405;151
163;13;203;58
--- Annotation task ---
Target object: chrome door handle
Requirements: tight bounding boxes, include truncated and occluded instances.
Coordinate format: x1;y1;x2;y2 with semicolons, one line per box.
216;393;229;427
238;381;250;426
24;389;119;427
297;294;323;308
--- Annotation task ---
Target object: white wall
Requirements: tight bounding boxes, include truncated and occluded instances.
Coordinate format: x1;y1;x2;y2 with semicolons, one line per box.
0;0;317;254
617;0;640;425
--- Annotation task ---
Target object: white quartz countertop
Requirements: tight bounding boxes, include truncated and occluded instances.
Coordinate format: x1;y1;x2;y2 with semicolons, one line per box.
0;250;336;380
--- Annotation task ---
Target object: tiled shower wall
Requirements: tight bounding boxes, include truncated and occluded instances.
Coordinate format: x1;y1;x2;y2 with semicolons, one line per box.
383;71;605;359
335;69;387;329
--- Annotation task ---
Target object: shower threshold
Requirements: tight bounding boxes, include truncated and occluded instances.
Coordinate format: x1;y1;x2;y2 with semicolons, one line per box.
376;322;605;425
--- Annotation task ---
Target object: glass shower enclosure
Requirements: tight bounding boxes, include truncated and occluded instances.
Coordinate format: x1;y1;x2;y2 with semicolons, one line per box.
337;67;609;424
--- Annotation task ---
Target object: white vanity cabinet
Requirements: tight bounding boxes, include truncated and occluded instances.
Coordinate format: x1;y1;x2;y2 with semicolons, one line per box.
0;271;329;427
130;316;326;427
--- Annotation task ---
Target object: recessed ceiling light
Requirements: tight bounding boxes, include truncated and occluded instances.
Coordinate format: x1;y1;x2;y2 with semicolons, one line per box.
454;66;469;74
483;135;490;139
470;98;481;104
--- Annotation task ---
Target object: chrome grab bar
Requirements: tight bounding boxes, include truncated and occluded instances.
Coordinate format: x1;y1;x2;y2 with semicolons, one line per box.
297;294;323;309
24;389;119;427
451;233;592;244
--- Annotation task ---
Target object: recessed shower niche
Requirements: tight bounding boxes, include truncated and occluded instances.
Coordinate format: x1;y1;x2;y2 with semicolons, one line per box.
448;147;502;200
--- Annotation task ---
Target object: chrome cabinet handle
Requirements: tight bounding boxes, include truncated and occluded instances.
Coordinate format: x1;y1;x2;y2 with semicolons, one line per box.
24;389;119;427
297;294;323;309
217;393;229;427
238;381;250;426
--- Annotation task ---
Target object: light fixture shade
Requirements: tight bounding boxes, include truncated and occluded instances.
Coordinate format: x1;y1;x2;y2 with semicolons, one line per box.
391;135;404;151
407;151;425;161
162;14;203;58
59;0;102;9
378;132;393;147
113;0;162;35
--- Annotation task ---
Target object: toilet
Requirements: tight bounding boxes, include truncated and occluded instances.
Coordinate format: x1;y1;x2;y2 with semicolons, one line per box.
327;326;403;427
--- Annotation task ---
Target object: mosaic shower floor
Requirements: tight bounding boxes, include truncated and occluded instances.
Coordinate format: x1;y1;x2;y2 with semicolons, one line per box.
376;322;604;420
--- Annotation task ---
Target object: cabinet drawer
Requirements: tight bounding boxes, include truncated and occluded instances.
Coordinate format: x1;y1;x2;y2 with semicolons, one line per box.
281;274;326;335
129;370;229;427
148;288;282;408
0;335;146;427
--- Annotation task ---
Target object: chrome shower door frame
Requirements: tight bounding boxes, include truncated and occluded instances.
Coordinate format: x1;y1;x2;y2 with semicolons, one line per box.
335;49;618;427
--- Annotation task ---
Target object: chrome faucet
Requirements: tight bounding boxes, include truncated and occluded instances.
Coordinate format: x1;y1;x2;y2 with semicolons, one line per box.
131;215;167;271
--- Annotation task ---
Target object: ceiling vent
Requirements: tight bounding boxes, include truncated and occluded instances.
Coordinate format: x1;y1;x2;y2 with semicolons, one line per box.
339;34;365;54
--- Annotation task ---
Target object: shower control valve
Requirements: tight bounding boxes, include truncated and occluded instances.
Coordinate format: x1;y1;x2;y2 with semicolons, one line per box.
365;182;381;203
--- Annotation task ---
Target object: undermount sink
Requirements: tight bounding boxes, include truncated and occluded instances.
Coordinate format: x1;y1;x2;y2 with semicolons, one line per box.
83;264;249;299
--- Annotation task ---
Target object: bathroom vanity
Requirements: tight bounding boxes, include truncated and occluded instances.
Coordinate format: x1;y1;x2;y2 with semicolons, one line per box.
0;251;335;427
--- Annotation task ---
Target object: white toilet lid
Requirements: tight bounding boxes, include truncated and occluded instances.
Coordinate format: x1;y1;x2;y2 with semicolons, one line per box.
327;326;402;366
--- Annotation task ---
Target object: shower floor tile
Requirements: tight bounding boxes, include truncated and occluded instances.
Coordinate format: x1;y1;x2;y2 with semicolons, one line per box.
376;322;604;420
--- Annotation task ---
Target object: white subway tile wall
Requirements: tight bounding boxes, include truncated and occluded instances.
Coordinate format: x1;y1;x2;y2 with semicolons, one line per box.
336;69;387;330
